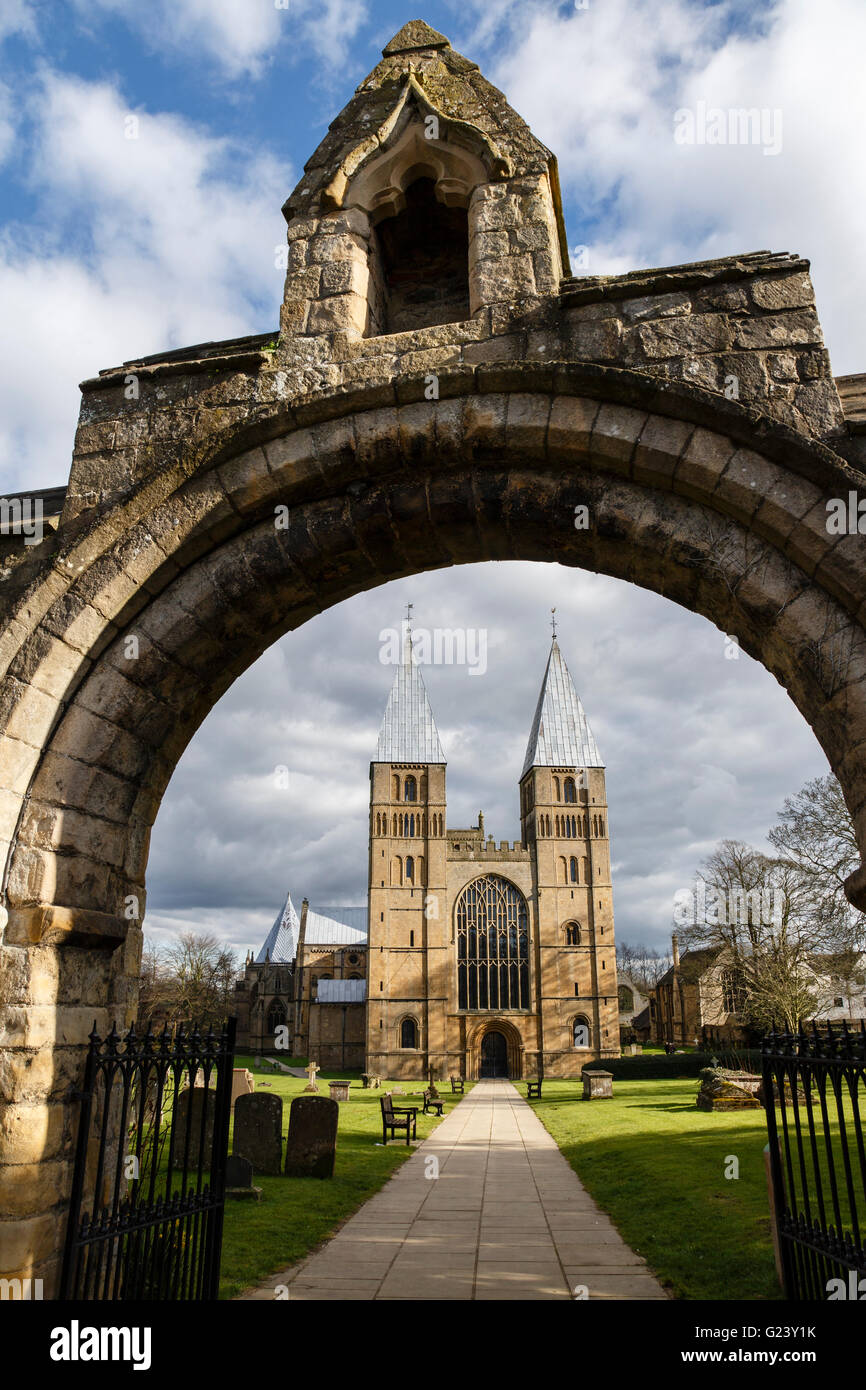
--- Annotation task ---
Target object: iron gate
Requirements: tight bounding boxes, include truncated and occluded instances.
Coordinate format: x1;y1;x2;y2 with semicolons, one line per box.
60;1017;236;1301
762;1021;866;1300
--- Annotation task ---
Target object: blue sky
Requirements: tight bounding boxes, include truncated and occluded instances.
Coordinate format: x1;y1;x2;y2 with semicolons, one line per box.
0;0;862;959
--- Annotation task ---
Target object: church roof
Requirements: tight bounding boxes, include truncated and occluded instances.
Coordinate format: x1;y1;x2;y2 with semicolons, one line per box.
255;891;300;963
376;628;446;764
306;907;368;945
522;639;604;776
255;897;368;962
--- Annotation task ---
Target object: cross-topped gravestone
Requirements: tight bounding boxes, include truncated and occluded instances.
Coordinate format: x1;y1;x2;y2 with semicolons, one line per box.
303;1060;320;1093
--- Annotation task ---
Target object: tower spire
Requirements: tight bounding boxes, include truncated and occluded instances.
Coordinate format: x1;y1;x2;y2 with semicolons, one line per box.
522;634;603;775
376;619;446;763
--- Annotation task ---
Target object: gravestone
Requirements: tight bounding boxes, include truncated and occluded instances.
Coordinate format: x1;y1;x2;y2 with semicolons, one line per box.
225;1154;261;1202
303;1060;320;1093
231;1068;255;1109
284;1096;338;1178
582;1070;614;1100
233;1092;283;1175
226;1154;252;1187
328;1079;351;1103
172;1087;216;1166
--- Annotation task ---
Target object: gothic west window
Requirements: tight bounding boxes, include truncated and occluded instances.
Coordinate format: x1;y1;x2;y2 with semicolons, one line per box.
456;874;529;1011
371;178;470;335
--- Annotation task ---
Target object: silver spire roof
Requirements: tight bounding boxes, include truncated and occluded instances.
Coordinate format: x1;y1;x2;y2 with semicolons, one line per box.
255;897;368;962
522;639;604;775
375;627;446;764
256;891;300;963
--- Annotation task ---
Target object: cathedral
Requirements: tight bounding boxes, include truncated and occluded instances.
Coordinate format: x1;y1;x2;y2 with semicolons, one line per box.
234;627;620;1078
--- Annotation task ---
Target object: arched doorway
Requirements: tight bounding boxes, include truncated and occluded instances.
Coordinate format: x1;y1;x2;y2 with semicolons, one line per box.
481;1030;509;1078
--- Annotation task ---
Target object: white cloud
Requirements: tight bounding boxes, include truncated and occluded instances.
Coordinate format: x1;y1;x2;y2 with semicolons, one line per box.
0;0;36;43
0;71;290;492
68;0;368;80
144;562;831;959
454;0;866;374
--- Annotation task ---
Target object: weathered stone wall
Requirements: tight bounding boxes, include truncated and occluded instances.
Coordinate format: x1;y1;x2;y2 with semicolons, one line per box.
1;15;865;1297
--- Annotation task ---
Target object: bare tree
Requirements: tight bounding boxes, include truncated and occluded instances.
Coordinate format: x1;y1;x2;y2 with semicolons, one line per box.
617;941;673;992
145;931;239;1029
678;840;826;1032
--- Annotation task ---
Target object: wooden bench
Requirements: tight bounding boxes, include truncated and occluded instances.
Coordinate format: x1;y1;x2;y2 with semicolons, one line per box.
422;1088;444;1116
526;1080;542;1099
450;1076;465;1094
380;1091;418;1145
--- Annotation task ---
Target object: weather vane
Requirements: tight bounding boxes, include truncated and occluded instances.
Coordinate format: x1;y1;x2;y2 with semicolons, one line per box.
405;602;414;629
551;607;558;639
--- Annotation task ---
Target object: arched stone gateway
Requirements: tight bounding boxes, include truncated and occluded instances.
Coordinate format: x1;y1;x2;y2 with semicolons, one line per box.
1;18;866;1293
468;1019;524;1081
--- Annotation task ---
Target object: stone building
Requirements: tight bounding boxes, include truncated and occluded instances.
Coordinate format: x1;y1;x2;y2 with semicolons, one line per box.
233;892;368;1069
649;933;866;1045
238;625;620;1079
650;936;742;1046
617;972;648;1046
5;12;866;1301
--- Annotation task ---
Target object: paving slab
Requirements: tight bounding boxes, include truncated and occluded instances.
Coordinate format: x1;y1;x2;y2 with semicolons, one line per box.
238;1079;669;1301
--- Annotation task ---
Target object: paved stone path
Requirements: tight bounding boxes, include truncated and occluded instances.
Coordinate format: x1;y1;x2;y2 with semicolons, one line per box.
239;1079;668;1301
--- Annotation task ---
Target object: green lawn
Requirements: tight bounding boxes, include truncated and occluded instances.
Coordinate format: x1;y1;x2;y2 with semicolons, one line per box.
528;1078;783;1301
219;1057;471;1299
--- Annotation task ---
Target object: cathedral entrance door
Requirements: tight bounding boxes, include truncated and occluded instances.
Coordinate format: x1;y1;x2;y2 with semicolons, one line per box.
480;1030;508;1078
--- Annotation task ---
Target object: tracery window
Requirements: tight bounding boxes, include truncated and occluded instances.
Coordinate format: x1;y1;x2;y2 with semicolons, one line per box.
267;1000;286;1033
456;875;529;1011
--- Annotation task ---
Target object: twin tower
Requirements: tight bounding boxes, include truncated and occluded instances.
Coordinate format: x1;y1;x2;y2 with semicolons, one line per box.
367;628;620;1078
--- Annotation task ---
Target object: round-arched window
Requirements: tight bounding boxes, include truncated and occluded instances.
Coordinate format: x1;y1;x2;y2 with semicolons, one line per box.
455;875;529;1011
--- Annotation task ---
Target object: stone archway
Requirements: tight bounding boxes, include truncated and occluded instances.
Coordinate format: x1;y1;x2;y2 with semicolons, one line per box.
3;15;866;1300
468;1018;524;1080
2;362;866;1292
4;363;866;944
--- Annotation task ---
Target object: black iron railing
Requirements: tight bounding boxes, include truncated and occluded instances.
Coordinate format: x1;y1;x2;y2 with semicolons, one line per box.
762;1021;866;1300
60;1017;236;1301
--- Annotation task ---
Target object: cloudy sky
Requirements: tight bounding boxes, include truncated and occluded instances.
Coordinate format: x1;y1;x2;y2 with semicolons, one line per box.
0;0;860;959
